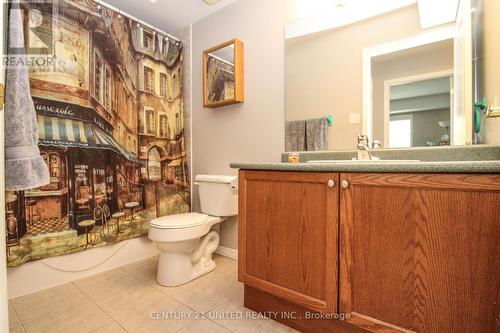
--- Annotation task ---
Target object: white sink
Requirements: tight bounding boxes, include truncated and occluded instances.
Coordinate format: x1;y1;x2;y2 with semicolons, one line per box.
307;159;420;163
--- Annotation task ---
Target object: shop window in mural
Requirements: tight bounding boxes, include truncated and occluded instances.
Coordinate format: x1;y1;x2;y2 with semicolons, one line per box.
143;31;154;50
44;152;64;191
5;1;190;267
94;51;103;100
105;164;114;205
144;66;154;93
49;154;61;179
116;171;129;198
146;109;155;135
162;38;170;56
159;114;168;138
94;50;112;111
160;73;167;97
148;148;162;181
104;67;112;110
93;169;107;207
75;164;91;211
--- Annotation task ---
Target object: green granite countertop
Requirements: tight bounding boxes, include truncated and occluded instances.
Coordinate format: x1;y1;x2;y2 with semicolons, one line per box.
229;160;500;173
231;146;500;173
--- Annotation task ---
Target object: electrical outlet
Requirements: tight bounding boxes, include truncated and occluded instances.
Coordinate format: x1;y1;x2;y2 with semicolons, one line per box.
349;113;360;124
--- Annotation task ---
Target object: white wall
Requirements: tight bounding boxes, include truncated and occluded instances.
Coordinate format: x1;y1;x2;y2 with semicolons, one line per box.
191;0;298;250
482;0;500;143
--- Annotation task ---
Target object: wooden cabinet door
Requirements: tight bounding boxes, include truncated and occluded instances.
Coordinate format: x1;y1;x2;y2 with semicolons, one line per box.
339;173;500;333
239;170;339;313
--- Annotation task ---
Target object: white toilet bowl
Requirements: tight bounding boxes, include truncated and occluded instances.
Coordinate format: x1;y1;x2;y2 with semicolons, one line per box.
149;213;223;286
148;175;238;287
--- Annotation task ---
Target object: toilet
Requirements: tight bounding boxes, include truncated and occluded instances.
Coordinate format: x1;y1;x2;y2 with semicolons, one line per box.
148;175;238;286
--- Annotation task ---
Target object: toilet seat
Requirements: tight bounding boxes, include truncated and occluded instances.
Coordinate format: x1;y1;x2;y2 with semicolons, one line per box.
150;212;208;229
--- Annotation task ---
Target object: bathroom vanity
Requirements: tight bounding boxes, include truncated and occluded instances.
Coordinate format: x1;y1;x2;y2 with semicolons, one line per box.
231;149;500;333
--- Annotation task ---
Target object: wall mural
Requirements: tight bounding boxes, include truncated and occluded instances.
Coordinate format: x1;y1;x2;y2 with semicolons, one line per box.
5;0;190;267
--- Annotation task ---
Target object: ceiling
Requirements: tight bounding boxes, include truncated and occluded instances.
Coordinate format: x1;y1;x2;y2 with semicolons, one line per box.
372;39;454;63
103;0;237;34
286;0;417;39
390;77;451;100
286;0;459;39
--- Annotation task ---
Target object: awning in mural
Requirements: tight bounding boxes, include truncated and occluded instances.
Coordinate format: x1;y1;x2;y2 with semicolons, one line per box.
38;115;95;148
37;115;142;164
94;129;142;164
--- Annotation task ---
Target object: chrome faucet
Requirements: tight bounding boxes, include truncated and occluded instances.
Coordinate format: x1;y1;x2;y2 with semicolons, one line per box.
372;140;382;149
356;135;373;160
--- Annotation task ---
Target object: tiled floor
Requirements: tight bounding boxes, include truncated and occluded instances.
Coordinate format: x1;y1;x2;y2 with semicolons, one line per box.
8;255;298;333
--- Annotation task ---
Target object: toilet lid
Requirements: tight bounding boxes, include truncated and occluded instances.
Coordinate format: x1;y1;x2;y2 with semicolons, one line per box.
150;212;208;229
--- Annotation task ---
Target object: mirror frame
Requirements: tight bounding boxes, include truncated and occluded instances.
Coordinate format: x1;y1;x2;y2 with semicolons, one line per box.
361;27;473;146
203;38;244;108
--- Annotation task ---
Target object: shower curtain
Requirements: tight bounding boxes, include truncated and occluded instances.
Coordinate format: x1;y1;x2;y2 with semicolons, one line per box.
4;0;190;267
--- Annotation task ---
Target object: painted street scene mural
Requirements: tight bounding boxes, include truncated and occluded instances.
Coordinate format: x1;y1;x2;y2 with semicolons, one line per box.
5;0;190;267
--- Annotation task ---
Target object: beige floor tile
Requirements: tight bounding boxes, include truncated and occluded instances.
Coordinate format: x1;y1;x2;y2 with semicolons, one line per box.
13;255;252;333
212;255;238;277
9;301;22;328
156;271;243;313
22;301;113;333
208;300;299;333
11;283;90;323
89;322;127;333
138;256;243;313
117;296;196;333
122;254;241;313
120;256;158;285
9;326;25;333
74;268;140;298
74;268;166;323
177;317;232;333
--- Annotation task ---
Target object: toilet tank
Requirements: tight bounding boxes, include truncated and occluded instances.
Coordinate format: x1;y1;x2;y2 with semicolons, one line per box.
195;175;238;217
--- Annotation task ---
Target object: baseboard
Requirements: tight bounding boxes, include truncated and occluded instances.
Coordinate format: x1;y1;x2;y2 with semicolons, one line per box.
215;245;238;260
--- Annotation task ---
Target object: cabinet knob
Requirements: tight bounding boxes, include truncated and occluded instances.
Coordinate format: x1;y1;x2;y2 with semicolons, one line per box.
341;180;349;189
327;179;335;188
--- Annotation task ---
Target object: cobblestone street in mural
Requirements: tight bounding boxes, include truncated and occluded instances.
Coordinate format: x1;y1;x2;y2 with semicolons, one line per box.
5;0;190;267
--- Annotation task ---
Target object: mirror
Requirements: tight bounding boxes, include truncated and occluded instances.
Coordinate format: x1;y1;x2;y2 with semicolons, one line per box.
372;42;454;148
285;0;500;151
203;39;244;108
387;76;452;147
